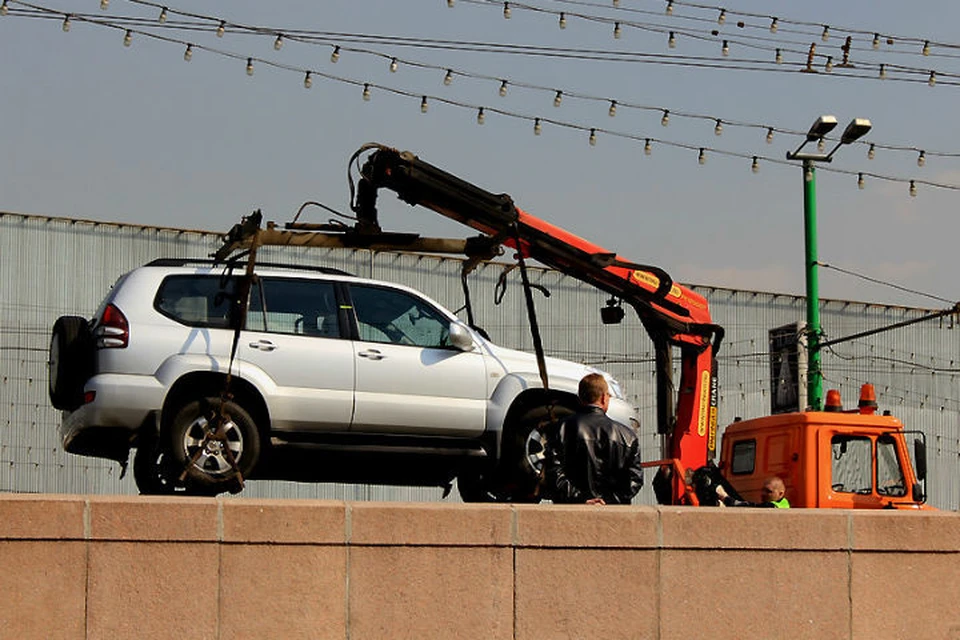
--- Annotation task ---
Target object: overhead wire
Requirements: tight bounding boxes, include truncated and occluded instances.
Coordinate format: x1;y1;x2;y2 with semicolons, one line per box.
816;261;957;305
13;1;960;163
464;0;960;74
6;0;960;194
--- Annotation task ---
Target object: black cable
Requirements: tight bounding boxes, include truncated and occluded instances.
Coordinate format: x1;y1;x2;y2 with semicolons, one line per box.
817;261;955;305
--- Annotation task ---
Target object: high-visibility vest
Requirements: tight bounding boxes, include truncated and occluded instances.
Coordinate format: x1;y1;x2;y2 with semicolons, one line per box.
771;497;790;508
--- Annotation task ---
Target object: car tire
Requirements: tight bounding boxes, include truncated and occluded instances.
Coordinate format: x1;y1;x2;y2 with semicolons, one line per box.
133;436;182;495
457;467;500;503
49;315;94;411
168;397;260;495
499;404;574;503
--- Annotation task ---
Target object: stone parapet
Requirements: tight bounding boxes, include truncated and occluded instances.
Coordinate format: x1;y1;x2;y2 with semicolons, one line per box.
1;495;958;639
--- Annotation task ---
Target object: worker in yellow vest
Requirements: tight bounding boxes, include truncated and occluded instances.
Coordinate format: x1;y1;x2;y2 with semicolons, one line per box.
716;476;790;508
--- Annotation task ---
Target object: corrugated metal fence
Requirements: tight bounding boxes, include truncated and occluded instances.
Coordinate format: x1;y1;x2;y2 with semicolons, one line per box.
1;212;957;508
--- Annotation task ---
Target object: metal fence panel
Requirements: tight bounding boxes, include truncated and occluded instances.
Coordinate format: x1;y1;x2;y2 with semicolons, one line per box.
1;212;957;508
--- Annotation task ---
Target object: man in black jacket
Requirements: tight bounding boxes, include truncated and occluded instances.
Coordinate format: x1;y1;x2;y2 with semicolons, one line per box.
544;373;643;504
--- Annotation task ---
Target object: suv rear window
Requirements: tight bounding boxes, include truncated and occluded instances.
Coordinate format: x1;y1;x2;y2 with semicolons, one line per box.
155;275;238;329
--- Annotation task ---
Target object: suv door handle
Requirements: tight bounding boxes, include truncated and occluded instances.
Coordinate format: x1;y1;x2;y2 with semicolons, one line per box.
248;340;277;352
357;349;385;361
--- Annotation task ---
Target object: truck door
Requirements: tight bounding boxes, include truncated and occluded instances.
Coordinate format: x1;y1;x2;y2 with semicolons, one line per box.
823;433;885;508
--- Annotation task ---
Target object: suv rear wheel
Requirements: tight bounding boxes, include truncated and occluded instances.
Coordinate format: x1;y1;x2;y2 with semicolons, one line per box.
49;315;94;411
168;397;260;494
133;435;181;495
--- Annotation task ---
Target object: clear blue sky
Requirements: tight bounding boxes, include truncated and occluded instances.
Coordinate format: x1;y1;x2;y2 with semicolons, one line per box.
2;0;959;307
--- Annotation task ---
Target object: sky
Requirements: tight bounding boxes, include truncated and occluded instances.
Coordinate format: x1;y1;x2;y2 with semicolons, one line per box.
2;0;959;309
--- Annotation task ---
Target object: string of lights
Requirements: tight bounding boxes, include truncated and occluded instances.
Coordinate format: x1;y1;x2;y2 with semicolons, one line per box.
108;0;960;92
5;0;960;197
462;0;960;73
13;0;960;165
491;0;960;60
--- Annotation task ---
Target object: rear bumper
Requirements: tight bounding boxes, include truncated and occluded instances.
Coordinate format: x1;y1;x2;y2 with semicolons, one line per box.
59;374;164;461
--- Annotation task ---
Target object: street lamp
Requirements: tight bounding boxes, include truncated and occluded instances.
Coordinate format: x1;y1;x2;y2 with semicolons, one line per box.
786;115;872;411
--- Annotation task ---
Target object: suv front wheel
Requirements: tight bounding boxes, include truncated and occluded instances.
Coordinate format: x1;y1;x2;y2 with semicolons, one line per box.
168;397;260;494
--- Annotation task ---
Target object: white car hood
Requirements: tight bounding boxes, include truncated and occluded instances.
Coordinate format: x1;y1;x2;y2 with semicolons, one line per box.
483;341;607;387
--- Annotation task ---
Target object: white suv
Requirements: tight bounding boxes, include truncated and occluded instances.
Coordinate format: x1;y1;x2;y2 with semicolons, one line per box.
50;259;638;499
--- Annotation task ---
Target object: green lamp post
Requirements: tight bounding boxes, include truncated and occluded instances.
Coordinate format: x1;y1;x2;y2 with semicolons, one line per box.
786;116;872;410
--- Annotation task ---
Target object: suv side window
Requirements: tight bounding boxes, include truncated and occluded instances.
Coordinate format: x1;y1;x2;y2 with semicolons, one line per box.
251;278;340;338
155;275;237;329
350;285;450;347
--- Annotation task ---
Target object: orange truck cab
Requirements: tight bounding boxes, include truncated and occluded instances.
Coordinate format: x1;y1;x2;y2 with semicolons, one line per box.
717;385;931;509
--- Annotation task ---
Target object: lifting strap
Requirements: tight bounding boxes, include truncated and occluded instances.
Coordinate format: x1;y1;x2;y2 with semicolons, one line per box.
512;223;550;392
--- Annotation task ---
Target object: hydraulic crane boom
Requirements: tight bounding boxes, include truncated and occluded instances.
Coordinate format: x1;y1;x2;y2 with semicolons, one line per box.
349;144;724;502
215;143;724;503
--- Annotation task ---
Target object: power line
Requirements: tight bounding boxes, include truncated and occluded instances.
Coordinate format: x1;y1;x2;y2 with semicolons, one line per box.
817;261;956;305
463;0;960;74
6;1;960;195
14;0;960;164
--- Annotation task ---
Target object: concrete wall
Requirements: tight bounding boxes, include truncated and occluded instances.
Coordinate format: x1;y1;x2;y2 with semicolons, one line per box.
2;494;959;639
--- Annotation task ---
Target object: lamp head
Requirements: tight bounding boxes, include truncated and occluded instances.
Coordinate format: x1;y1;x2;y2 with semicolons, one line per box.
840;118;872;144
806;115;838;141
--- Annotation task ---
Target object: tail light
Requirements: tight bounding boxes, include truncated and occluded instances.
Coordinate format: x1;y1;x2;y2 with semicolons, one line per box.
96;303;129;348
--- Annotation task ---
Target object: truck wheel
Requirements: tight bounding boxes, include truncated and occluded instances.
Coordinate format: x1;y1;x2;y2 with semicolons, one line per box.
133;438;181;495
49;315;94;411
168;397;259;495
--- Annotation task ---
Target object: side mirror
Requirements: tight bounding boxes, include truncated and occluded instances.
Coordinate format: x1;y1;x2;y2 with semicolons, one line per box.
914;438;927;481
912;483;926;503
448;322;475;352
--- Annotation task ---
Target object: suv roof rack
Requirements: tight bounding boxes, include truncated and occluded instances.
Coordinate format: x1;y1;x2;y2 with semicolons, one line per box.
145;258;354;277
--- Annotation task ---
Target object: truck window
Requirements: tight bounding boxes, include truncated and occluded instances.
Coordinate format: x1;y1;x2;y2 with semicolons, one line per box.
730;440;756;475
876;436;906;497
831;435;872;494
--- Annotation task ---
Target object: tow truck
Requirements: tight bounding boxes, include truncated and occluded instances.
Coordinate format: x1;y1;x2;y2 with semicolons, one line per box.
217;142;931;508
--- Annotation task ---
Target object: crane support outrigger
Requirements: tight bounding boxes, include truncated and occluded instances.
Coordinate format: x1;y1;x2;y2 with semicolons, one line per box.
216;143;724;504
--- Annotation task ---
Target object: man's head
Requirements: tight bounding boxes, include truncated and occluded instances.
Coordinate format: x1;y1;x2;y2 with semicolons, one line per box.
761;476;786;502
578;373;610;411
